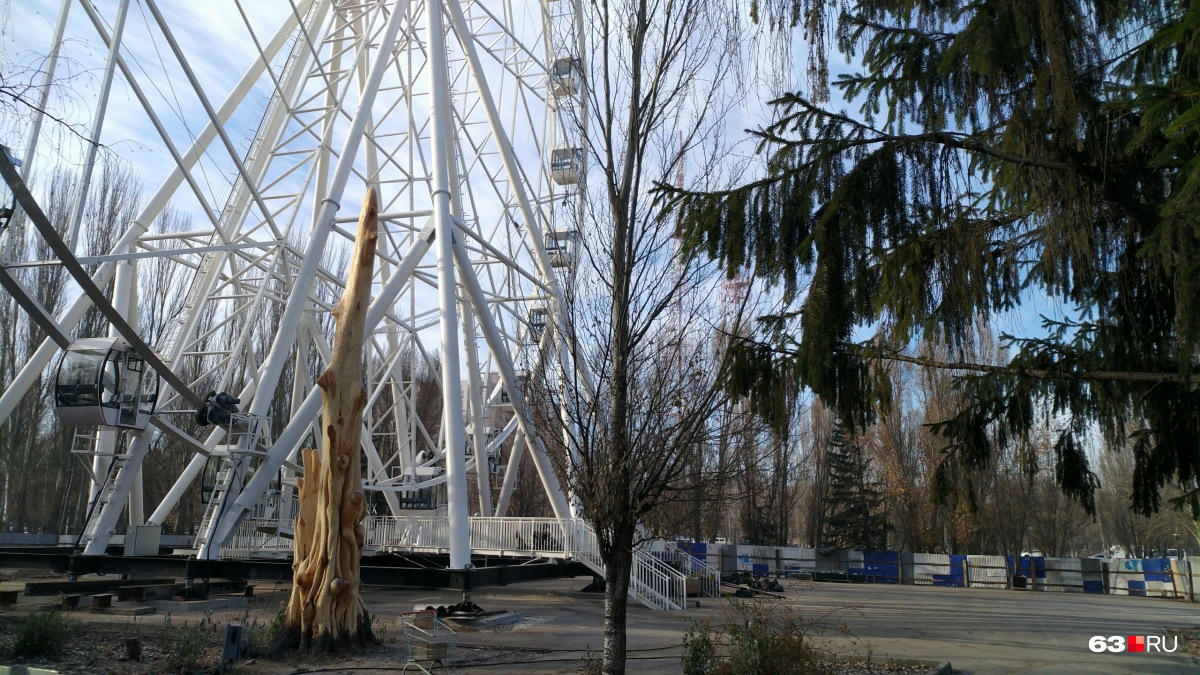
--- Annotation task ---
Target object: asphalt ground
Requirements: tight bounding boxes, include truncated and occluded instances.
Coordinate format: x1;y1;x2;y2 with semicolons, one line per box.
5;573;1198;673
405;576;1200;673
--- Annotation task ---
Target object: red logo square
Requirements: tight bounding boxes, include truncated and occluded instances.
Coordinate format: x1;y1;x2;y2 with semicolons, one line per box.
1128;635;1145;652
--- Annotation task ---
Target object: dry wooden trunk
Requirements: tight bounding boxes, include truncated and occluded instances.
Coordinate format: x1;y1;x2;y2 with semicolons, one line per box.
283;188;379;654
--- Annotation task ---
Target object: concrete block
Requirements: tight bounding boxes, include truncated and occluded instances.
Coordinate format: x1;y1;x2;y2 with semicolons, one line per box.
443;611;523;629
111;605;156;616
149;597;247;613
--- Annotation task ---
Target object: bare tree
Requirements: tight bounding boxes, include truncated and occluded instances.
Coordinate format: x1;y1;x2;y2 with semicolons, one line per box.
527;0;757;670
0;159;138;533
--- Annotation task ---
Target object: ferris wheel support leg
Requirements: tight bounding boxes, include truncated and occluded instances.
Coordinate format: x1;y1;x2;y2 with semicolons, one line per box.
88;428;117;508
362;424;401;515
451;231;572;521
88;255;136;513
461;302;493;517
558;325;582;518
128;468;144;526
427;0;471;570
207;232;433;552
494;433;526;518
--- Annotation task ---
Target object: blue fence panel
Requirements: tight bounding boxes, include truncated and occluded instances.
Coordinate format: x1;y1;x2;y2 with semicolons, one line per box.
693;543;1180;599
1012;556;1047;584
858;550;900;583
1141;557;1171;583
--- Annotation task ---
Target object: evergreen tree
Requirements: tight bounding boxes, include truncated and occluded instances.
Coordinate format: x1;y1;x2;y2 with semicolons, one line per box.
666;0;1200;517
821;423;889;550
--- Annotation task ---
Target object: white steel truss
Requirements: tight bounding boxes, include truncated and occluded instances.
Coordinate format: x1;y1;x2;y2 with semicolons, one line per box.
1;0;589;567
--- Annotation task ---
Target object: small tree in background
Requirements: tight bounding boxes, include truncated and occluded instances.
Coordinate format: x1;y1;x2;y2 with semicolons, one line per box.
821;424;888;550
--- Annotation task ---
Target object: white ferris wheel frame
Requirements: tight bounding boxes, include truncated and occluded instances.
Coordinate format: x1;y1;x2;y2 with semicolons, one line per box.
0;0;592;568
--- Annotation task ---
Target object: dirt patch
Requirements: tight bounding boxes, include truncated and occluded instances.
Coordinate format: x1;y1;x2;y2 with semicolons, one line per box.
831;665;935;674
0;609;938;674
0;612;228;674
1169;626;1200;659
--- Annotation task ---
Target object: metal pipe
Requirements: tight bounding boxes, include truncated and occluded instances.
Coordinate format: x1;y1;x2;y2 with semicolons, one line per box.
18;0;71;181
494;433;525;517
427;0;472;568
89;257;135;507
452;229;571;520
82;430;152;555
66;0;132;250
462;302;493;516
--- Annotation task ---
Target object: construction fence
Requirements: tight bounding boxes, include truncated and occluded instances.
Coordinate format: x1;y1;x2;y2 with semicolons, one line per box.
674;543;1199;601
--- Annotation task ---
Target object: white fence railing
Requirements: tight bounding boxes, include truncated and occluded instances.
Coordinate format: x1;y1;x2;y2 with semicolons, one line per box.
470;517;569;555
251;491;297;530
365;516;451;550
229;509;689;610
630;547;687;610
221;519;291;558
662;541;721;597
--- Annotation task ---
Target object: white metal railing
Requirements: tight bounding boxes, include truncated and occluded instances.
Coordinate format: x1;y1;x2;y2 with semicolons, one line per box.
630;547;687;610
564;520;686;610
221;518;292;558
662;541;721;597
469;517;568;555
365;516;451;550
241;509;688;610
565;517;604;569
251;490;298;528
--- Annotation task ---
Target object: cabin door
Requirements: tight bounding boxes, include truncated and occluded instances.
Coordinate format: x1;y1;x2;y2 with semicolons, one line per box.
119;353;144;426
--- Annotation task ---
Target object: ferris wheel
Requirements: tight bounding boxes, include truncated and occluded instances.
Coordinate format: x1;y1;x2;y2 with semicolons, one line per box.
0;0;586;566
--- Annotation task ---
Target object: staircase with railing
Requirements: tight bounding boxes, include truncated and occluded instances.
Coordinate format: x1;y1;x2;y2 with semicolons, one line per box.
661;541;722;597
563;519;687;611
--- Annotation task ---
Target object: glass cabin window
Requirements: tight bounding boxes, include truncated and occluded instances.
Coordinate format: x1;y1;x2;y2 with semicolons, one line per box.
56;348;107;407
101;352;121;408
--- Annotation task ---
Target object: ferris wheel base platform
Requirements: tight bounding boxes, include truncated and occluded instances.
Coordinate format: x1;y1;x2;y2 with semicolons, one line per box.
0;547;590;592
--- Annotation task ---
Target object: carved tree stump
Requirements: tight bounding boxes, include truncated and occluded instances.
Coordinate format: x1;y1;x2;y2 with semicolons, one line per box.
282;188;379;654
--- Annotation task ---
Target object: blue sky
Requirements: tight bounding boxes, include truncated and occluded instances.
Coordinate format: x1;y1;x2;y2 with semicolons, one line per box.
3;0;291;195
2;0;1080;399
